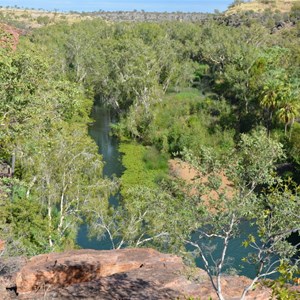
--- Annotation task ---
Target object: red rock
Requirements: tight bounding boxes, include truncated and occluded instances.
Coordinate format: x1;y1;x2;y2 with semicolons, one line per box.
0;240;5;252
15;248;183;294
0;24;22;51
3;248;298;299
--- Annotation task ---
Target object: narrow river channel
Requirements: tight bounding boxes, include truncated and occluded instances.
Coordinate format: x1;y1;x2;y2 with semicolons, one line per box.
77;105;124;249
77;104;260;278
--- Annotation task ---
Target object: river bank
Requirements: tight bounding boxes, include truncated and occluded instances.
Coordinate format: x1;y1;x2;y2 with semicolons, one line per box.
77;105;258;279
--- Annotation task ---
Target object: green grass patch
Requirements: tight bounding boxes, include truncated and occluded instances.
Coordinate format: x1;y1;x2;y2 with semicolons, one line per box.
119;141;169;194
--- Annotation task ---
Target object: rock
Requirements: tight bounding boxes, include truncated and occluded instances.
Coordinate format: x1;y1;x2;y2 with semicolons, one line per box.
0;24;22;51
0;256;27;300
16;249;187;295
0;240;5;252
0;248;296;299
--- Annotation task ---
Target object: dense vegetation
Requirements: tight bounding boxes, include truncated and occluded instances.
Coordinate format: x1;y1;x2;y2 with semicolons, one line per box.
0;32;113;255
1;3;300;299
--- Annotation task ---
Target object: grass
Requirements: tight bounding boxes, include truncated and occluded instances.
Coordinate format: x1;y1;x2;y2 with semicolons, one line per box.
0;7;90;28
226;0;299;14
119;141;169;194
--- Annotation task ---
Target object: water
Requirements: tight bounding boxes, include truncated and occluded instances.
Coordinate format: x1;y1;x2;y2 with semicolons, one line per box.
76;105;124;249
191;222;258;278
88;105;124;180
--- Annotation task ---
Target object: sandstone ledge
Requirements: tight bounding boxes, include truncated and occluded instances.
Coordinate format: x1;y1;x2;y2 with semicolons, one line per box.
0;248;290;299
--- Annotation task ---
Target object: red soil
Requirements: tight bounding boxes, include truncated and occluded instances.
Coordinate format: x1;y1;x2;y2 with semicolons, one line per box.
168;159;234;209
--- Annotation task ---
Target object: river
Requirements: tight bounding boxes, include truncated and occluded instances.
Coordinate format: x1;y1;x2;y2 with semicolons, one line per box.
77;104;262;278
76;105;124;249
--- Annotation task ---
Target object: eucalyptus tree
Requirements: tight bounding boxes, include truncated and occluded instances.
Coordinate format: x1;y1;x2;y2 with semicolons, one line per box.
29;20;197;113
181;129;299;300
18;120;107;250
241;183;300;299
199;23;269;116
83;184;198;251
12;65;109;250
0;39;110;253
97;37;161;111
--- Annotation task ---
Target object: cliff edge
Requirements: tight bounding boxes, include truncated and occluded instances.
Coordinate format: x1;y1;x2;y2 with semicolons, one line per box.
0;248;275;300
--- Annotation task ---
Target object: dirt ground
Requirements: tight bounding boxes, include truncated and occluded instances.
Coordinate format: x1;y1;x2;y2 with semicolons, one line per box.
168;158;234;208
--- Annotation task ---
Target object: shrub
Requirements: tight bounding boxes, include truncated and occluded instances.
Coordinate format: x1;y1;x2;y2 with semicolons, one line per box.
143;146;169;170
36;15;50;25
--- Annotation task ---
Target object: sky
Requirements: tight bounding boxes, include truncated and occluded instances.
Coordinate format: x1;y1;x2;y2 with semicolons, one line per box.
0;1;234;13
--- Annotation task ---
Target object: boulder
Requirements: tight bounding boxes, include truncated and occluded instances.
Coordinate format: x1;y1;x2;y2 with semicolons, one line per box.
16;249;200;299
15;248;189;297
1;248;296;299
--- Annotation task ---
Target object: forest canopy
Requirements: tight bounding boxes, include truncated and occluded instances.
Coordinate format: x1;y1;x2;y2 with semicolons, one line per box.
0;5;300;299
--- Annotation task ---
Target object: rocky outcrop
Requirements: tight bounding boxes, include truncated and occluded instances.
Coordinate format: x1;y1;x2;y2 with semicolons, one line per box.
0;248;285;299
0;256;27;300
15;248;185;294
0;24;22;51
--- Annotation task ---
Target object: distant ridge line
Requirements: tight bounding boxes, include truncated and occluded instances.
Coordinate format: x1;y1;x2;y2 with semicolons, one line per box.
88;11;212;22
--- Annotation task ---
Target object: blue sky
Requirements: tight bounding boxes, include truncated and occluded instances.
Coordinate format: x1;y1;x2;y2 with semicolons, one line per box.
0;1;234;13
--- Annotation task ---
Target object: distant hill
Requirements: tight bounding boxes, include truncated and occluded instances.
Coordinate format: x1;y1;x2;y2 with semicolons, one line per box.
227;0;300;14
0;7;91;29
80;10;210;23
1;3;298;33
0;7;211;30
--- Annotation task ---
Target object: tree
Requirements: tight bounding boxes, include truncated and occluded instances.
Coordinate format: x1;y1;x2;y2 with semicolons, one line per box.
277;85;299;137
83;183;198;251
0;39;110;253
241;183;300;299
260;76;284;134
17;120;108;250
199;23;268;115
181;128;299;300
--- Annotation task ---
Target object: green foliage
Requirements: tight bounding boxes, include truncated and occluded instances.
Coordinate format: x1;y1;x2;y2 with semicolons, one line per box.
119;90;235;156
0;179;50;256
289;123;300;165
27;16;300;145
0;35;109;254
36;15;50;25
264;261;300;300
242;182;299;285
29;20;197;110
119;142;168;193
232;127;285;187
85;180;203;251
143;146;169;171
